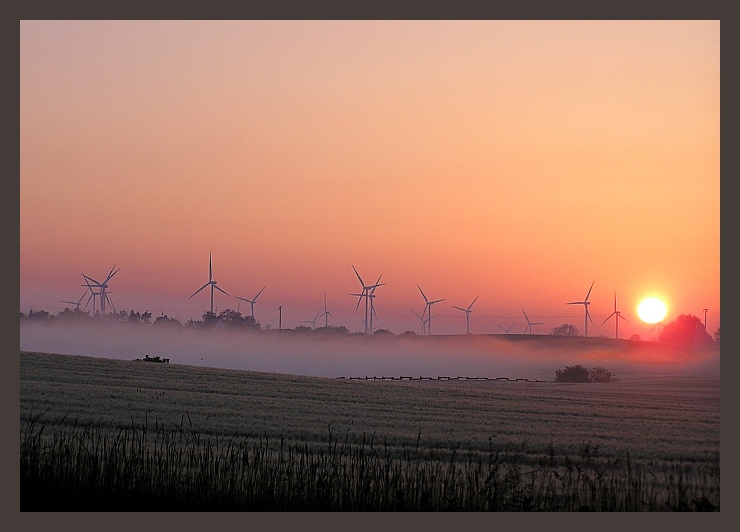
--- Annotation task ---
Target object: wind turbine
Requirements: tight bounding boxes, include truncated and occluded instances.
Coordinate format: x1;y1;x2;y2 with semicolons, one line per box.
452;296;479;335
567;281;595;337
301;309;322;330
649;321;665;341
235;286;266;318
60;291;86;311
412;309;427;335
317;293;335;328
522;310;543;335
601;291;628;339
82;265;119;315
497;323;516;334
417;285;445;335
351;266;384;334
80;275;99;314
189;252;230;316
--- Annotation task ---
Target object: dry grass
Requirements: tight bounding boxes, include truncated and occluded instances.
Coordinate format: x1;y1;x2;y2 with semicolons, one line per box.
20;351;720;511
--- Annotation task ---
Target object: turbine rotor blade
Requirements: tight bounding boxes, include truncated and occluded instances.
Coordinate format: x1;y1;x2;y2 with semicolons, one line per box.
189;283;210;299
417;285;428;303
585;281;595;301
214;285;230;296
352;265;365;287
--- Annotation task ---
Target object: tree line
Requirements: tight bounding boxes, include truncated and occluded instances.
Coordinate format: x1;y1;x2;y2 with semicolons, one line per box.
21;306;719;346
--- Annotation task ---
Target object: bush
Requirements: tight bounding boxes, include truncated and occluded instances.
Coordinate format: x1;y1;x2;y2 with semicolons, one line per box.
555;365;612;383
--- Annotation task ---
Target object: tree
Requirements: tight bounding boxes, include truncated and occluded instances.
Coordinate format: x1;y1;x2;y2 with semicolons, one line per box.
552;324;579;336
55;307;91;322
215;309;259;330
660;314;713;347
555;364;613;383
588;366;612;383
153;315;182;328
555;365;590;383
713;326;720;344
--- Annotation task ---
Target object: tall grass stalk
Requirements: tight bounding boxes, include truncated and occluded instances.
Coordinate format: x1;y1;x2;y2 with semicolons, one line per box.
20;417;719;511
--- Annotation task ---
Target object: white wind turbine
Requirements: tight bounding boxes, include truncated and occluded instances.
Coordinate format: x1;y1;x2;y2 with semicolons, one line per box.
567;281;595;337
452;296;479;335
417;285;445;335
317;293;335;328
61;289;87;311
412;309;427;335
82;265;119;315
522;310;543;335
81;275;99;314
301;309;322;330
235;286;266;318
189;252;230;316
351;266;384;334
497;323;516;334
601;291;628;339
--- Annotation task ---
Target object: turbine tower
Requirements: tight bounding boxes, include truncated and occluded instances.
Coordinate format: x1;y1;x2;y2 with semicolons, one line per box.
412;309;427;335
351;266;383;334
317;293;335;328
189;252;230;316
567;281;595;337
601;291;628;339
452;296;479;335
82;265;119;315
235;286;266;318
81;276;99;314
417;285;445;335
522;310;543;335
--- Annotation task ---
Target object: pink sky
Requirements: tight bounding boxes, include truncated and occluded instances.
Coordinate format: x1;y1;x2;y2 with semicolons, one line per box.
20;20;720;337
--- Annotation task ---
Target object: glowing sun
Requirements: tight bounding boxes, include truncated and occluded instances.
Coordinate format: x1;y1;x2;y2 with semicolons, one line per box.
637;297;667;324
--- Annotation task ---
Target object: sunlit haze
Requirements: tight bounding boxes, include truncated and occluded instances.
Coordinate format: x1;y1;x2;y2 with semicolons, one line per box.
20;20;720;341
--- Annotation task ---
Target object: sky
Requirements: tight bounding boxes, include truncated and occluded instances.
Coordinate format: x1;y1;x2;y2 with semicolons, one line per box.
19;20;720;339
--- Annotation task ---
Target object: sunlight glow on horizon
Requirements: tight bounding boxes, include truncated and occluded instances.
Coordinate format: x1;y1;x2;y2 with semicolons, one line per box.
20;20;720;338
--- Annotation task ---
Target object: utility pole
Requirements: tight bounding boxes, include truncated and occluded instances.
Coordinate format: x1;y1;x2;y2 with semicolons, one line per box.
278;306;282;331
703;308;709;331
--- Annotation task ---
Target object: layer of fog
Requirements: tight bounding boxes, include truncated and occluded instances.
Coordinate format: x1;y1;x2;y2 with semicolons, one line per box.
20;321;720;382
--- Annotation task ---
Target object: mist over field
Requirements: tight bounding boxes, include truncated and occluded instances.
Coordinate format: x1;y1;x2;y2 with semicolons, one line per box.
20;321;720;382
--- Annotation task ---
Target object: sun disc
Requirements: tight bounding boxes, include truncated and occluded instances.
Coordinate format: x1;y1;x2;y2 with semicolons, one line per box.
637;297;667;324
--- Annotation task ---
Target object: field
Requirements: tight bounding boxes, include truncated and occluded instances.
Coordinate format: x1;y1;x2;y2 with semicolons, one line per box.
20;350;720;511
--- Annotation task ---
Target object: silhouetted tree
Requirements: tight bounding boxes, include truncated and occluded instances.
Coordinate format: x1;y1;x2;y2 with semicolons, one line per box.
153;315;183;328
552;324;579;336
217;309;261;330
629;334;641;341
315;325;350;335
555;365;590;383
555;365;613;383
127;310;152;325
588;366;613;383
373;329;394;336
660;314;713;347
22;309;52;322
713;326;720;344
55;307;91;322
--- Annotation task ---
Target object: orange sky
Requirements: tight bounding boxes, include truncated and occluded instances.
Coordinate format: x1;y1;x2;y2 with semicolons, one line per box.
19;20;720;337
